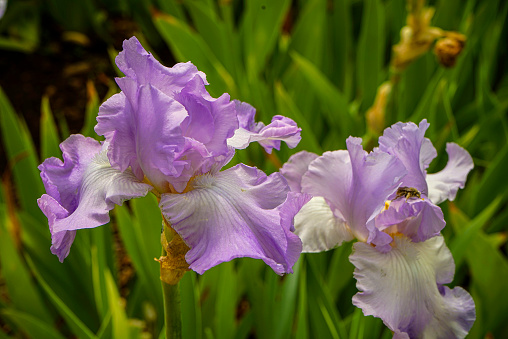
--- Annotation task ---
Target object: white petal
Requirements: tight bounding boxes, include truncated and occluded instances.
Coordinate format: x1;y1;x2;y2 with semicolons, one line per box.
351;235;475;338
294;197;354;252
426;143;473;204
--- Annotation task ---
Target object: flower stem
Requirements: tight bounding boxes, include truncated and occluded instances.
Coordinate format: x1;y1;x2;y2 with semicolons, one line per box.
162;280;182;339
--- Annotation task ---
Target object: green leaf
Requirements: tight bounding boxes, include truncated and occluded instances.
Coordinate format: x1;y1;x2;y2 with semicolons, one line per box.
25;256;98;339
154;14;237;98
290;51;355;139
0;87;44;220
0;309;66;339
0;205;52;324
40;96;61;160
356;0;385;111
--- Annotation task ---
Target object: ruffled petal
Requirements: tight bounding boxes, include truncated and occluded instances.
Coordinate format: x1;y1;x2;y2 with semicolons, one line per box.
379;120;430;194
115;36;207;91
373;198;445;250
228;101;301;153
302;137;406;242
38;135;152;261
294;197;354;252
426;143;474;204
37;194;76;262
280;151;319;192
159;164;303;275
96;83;187;192
351;235;476;339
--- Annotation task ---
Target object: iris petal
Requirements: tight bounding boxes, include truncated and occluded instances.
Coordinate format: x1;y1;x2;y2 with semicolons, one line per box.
159;164;304;275
294;196;353;252
426;143;474;204
38;135;152;261
351;235;475;339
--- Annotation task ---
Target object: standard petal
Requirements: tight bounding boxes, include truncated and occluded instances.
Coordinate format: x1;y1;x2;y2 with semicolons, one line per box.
116;36;207;92
426;143;474;204
294;197;354;252
351;235;475;339
159;164;302;275
379;120;430;194
38;136;152;261
96;84;188;192
176;76;238;156
302;137;406;242
280;151;319;192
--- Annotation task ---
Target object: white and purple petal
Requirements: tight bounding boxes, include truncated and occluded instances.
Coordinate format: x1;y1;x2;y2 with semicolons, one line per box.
159;164;304;275
426;143;474;204
38;135;152;261
228;101;302;153
302;137;406;242
294;196;354;252
350;235;475;339
373;198;445;251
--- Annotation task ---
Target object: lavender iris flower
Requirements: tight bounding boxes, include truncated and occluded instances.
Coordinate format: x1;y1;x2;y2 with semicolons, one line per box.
37;36;307;275
281;120;476;338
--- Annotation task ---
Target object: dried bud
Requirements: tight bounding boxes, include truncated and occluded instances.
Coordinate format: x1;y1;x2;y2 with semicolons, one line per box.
434;32;466;68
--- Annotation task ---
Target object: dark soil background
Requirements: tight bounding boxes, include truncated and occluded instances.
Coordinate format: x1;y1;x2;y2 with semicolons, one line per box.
0;15;175;175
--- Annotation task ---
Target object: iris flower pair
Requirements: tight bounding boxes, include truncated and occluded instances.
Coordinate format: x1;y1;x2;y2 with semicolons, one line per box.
37;37;306;275
38;36;476;338
281;120;476;338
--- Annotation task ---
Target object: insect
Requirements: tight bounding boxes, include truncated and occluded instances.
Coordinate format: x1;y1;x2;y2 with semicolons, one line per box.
394;186;421;201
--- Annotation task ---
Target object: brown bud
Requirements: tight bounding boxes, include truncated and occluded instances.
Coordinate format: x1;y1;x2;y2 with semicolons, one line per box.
434;32;466;68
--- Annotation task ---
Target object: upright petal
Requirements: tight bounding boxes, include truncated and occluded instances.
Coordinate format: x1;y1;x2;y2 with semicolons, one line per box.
280;151;319;192
159;164;303;275
96;84;188;192
294;196;354;252
426;143;473;204
38;135;152;261
116;36;207;92
351;235;475;339
379;120;430;194
302;137;406;242
228;101;302;153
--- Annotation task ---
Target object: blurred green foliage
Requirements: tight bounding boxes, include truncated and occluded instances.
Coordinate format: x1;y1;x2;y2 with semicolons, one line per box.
1;0;508;338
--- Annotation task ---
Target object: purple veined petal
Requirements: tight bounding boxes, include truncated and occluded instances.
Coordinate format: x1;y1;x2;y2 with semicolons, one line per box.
159;164;303;275
350;235;475;339
294;196;354;252
302;137;406;242
228;101;302;153
96;83;188;192
37;135;152;261
379;120;430;194
426;143;474;205
373;197;445;249
116;36;207;93
280;151;319;192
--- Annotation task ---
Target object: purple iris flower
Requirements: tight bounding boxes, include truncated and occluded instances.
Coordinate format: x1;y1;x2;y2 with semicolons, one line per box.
281;120;475;338
37;36;307;275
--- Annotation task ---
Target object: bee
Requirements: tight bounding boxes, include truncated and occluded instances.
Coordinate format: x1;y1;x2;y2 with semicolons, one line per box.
394;186;421;201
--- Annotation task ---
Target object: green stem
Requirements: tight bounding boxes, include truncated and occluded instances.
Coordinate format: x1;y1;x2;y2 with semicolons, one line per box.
162;280;182;339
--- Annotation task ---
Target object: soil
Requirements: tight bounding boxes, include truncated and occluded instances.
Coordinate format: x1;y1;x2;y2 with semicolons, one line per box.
0;15;175;174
